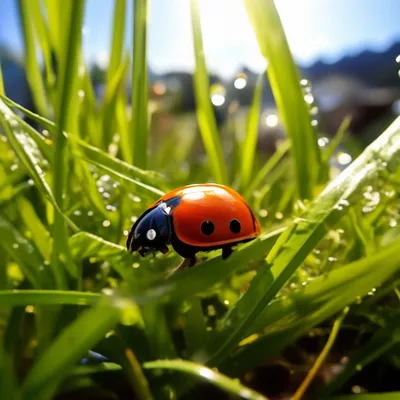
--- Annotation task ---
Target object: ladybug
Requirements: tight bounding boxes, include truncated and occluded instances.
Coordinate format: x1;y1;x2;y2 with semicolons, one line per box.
126;184;261;265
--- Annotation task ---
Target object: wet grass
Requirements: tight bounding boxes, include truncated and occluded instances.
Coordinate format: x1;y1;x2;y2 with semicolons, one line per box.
0;0;399;399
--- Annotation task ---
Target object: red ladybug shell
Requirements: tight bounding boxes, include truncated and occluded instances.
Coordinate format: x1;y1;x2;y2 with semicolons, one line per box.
151;184;261;248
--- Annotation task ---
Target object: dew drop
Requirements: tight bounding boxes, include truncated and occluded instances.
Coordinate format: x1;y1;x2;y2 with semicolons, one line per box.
12;243;19;249
73;210;82;216
87;210;94;217
102;220;111;227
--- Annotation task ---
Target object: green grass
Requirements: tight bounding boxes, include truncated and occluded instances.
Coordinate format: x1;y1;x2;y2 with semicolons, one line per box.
0;0;399;399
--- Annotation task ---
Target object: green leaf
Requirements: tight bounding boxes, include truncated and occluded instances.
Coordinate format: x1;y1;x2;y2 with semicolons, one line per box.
21;298;122;400
0;290;100;307
190;0;227;184
51;0;85;286
131;0;149;169
143;359;267;400
17;0;49;117
243;0;320;199
239;74;264;190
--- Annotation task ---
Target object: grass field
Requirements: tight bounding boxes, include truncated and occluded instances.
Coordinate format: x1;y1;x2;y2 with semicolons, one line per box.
0;0;399;399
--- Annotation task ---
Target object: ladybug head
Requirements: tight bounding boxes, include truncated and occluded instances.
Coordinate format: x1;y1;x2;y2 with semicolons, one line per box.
127;198;180;257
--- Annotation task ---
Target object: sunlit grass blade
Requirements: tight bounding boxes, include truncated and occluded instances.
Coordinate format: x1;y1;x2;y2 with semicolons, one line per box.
0;214;43;288
29;0;55;89
221;236;400;375
17;0;49;117
131;0;149;169
239;74;264;190
143;359;268;400
21;298;122;400
242;0;321;200
190;0;227;184
0;100;79;234
243;140;290;199
102;55;130;148
194;116;400;367
326;393;400;400
0;290;100;307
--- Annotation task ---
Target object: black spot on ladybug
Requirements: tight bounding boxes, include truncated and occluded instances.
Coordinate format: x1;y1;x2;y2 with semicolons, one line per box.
201;220;215;236
229;219;241;234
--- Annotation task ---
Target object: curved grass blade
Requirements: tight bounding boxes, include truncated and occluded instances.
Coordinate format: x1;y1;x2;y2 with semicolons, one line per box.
326;393;400;400
239;74;264;190
143;359;267;400
21;298;122;400
131;0;149;169
0;100;79;233
194;115;400;367
51;0;85;285
0;95;165;193
17;0;49;117
242;0;320;199
190;0;227;184
0;290;100;307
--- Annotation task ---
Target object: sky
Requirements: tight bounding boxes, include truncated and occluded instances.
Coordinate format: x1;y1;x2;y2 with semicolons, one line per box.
1;0;400;78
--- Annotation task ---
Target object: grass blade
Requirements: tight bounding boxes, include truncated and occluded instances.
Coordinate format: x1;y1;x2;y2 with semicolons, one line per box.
239;74;264;190
327;393;400;400
21;298;122;400
242;0;321;199
194;115;400;367
17;0;49;117
143;359;268;400
190;0;227;184
0;290;100;307
131;0;149;169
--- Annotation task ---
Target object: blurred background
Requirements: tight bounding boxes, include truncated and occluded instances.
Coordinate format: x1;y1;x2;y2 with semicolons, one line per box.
1;0;400;163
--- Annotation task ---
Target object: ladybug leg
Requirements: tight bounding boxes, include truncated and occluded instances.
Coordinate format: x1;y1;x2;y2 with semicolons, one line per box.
222;246;233;260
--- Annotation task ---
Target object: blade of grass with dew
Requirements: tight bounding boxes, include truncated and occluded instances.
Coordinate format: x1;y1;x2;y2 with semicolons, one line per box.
17;0;49;117
29;0;55;89
131;0;149;169
0;214;43;288
190;0;227;184
17;196;51;260
219;237;400;375
143;359;268;400
143;227;285;303
0;290;101;307
43;0;60;57
0;100;79;231
239;74;264;191
1;95;166;193
51;0;85;286
318;320;400;398
243;0;321;200
21;298;123;400
191;116;400;368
